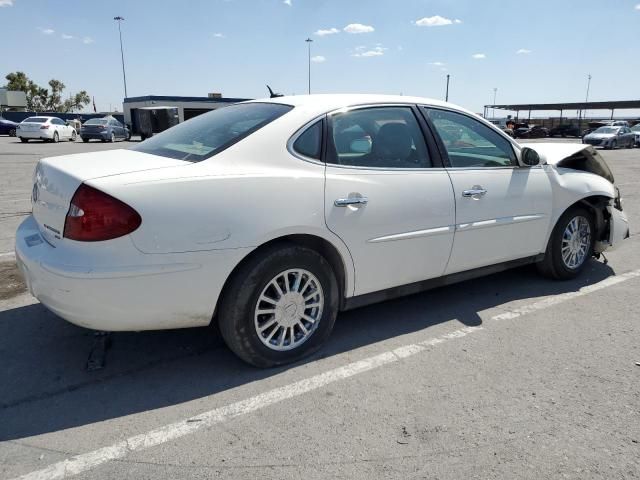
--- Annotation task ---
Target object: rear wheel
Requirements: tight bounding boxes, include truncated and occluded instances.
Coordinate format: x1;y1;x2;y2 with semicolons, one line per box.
71;131;77;142
537;207;594;280
218;244;339;368
109;132;115;143
9;128;16;137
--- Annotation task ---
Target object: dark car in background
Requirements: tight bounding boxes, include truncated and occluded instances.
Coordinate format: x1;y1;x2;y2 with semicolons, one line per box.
515;124;548;139
80;117;130;143
0;117;18;136
549;124;580;138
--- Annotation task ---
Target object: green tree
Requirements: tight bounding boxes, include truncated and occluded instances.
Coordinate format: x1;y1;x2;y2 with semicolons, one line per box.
4;72;90;112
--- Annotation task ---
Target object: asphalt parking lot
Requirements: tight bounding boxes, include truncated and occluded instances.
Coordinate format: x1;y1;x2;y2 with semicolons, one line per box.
1;135;639;479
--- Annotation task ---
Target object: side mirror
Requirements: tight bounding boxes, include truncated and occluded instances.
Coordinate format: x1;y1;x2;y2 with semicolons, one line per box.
520;147;544;167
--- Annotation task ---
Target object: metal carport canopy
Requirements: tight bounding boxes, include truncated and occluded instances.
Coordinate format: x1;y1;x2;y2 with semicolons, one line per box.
486;100;640;111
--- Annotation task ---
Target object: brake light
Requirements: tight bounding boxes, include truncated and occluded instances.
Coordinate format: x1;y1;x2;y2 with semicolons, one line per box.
40;125;49;129
63;184;141;241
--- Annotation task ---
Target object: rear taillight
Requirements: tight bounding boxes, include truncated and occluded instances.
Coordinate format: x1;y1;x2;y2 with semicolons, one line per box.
40;125;49;129
63;184;141;242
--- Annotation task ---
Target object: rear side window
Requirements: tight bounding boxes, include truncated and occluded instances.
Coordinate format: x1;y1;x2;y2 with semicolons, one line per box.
133;102;293;162
292;120;322;160
23;117;47;123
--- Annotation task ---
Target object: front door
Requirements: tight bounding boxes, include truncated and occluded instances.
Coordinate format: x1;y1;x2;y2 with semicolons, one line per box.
323;105;456;296
423;107;553;275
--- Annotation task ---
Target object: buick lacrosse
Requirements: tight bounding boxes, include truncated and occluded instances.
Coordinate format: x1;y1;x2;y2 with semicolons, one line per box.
16;95;629;367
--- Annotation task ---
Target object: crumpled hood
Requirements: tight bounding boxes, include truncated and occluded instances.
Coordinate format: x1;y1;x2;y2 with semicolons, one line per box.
519;142;589;166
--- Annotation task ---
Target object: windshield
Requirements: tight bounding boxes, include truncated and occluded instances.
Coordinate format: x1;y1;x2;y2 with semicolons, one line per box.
593;127;619;134
632;124;640;132
22;117;47;123
132;102;293;162
85;119;108;125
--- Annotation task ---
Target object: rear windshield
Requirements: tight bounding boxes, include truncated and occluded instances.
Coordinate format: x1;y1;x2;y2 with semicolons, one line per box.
23;117;47;123
85;119;108;125
132;102;293;162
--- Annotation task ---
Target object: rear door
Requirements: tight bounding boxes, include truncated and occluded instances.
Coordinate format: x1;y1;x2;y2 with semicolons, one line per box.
422;107;553;275
322;105;456;296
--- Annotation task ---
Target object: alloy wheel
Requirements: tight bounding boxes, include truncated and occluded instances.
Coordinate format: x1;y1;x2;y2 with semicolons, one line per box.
561;216;591;269
254;268;324;351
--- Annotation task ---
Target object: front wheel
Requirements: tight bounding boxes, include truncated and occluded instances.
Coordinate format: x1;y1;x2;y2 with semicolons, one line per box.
52;131;59;143
218;244;339;368
537;207;594;280
71;131;77;142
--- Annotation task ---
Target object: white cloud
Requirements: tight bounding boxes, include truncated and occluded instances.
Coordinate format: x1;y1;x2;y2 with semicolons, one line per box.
352;45;386;57
82;37;94;44
311;55;326;63
472;53;486;59
516;48;532;54
0;0;14;7
62;34;74;40
38;27;55;35
429;61;445;66
213;32;225;38
454;19;462;24
415;15;456;27
314;27;340;36
343;23;374;34
283;0;292;5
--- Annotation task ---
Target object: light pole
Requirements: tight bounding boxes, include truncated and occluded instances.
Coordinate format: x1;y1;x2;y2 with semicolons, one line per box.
114;16;128;98
305;38;313;94
445;74;450;102
492;87;497;118
584;74;592;120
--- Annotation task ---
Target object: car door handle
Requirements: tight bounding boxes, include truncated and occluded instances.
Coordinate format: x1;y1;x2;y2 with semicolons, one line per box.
462;188;487;198
334;197;369;207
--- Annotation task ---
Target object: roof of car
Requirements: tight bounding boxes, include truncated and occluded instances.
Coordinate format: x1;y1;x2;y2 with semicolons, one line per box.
250;94;467;114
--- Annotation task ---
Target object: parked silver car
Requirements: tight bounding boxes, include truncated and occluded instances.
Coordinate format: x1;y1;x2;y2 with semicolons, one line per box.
582;126;635;149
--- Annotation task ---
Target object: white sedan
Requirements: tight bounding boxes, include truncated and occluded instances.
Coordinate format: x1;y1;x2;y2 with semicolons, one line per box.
17;116;77;143
15;95;629;367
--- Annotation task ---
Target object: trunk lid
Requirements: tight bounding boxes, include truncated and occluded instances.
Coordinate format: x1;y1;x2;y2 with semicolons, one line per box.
31;149;188;246
20;122;44;132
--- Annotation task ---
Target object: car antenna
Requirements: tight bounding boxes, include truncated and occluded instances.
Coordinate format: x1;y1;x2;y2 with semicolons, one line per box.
266;85;283;98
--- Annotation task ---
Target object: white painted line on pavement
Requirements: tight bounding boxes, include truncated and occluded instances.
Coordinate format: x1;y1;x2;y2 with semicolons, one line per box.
492;269;640;322
12;268;640;480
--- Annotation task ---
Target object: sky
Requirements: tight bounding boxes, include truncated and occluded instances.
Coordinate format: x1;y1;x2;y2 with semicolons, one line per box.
1;0;639;116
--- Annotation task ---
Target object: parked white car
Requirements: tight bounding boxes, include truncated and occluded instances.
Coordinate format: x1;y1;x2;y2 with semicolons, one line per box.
17;116;77;143
15;95;629;367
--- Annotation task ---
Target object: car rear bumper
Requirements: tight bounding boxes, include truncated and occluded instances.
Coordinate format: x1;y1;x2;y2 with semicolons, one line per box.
81;132;110;140
18;130;53;140
15;215;250;332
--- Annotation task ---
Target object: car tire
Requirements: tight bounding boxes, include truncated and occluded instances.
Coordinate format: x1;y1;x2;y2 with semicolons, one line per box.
537;207;595;280
607;140;616;150
110;132;115;143
71;131;77;142
82;138;89;143
52;132;59;143
9;128;16;137
20;137;28;143
218;243;339;368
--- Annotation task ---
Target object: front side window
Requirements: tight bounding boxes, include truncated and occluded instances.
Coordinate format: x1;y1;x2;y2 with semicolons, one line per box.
328;107;431;168
425;108;516;168
133;102;293;162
